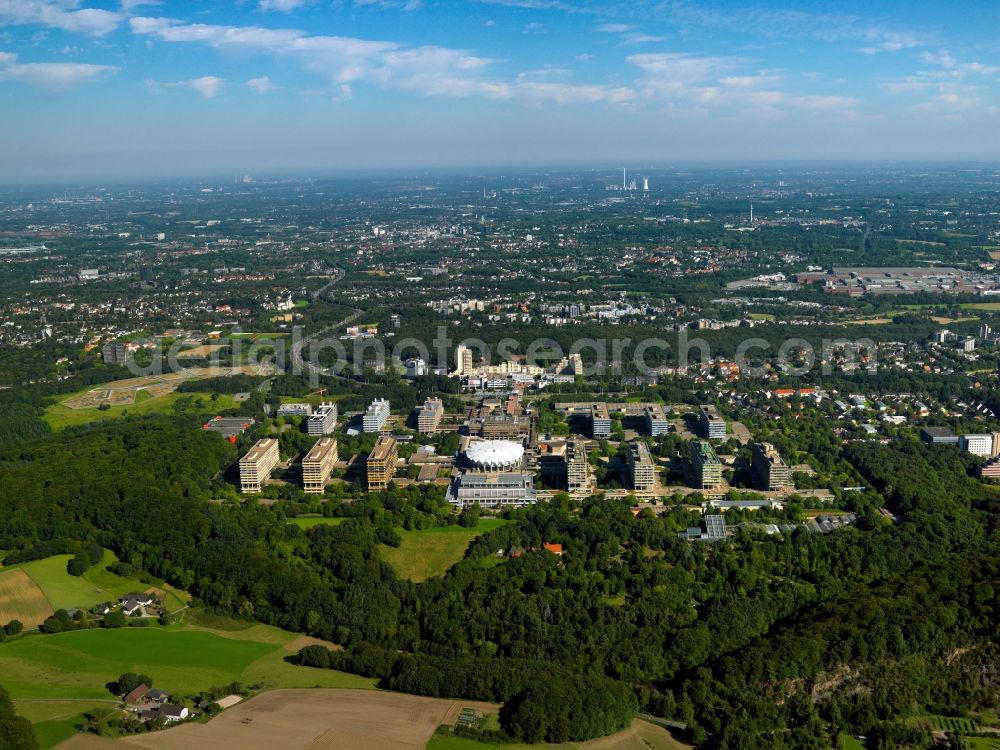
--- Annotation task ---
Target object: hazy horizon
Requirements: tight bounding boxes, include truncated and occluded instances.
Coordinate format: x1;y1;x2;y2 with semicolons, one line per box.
3;0;1000;182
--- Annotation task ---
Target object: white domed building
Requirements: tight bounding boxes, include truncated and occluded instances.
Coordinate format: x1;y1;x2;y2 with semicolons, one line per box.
464;439;524;471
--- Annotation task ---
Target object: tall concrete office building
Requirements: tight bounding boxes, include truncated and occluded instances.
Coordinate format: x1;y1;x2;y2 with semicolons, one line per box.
307;402;338;436
362;398;390;433
751;442;790;491
239;438;279;493
416;397;445;434
698;405;726;440
690;440;722;489
628;441;656;491
367;436;398;491
302;438;337;494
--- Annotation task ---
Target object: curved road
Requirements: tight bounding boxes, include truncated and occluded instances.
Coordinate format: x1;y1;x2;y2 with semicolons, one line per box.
290;268;363;377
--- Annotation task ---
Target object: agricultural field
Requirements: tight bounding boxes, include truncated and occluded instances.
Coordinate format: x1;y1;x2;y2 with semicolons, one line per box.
380;519;508;582
0;568;54;627
915;715;980;733
286;516;348;529
1;614;376;748
425;719;693;750
1;552;189;614
53;689;494;750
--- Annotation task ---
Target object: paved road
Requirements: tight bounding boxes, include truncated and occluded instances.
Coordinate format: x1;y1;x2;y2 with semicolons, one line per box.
309;268;344;300
290;268;363;377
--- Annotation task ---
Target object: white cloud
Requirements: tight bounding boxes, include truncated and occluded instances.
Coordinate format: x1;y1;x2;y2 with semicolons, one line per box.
258;0;306;12
147;74;225;98
187;75;223;98
246;75;276;93
596;23;633;33
0;50;117;89
0;0;122;36
120;0;160;13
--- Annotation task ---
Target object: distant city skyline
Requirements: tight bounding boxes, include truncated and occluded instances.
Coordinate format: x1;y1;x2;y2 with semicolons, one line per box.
2;0;1000;181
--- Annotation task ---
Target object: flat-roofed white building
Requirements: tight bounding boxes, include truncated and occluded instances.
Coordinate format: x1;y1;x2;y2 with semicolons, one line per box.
302;438;337;493
416;397;445;434
307;402;338;436
239;439;279;493
362;398;390;433
277;403;313;418
446;472;536;509
961;434;993;457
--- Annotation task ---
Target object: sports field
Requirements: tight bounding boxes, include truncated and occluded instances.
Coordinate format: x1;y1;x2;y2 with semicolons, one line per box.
380;519;508;582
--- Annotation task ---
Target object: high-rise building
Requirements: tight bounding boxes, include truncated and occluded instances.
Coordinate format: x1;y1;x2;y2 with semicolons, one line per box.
960;434;992;457
302;438;337;493
979;456;1000;479
454;344;473;376
239;439;279;493
698;405;726;440
644;405;669;436
628;441;656;491
362;398;390;433
416;397;445;434
567;438;591;493
307;402;338;436
591;403;611;438
751;442;790;491
366;436;397;491
690;440;722;489
537;437;591;493
102;342;129;366
405;357;427;377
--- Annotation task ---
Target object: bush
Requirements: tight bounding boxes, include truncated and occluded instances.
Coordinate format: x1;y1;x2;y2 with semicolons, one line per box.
3;621;22;636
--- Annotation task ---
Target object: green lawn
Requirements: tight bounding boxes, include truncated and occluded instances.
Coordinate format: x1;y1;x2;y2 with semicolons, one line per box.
13;700;112;750
839;734;865;750
1;608;377;746
44;391;236;430
380;519;508;582
0;628;277;700
287;516;348;529
3;552;188;612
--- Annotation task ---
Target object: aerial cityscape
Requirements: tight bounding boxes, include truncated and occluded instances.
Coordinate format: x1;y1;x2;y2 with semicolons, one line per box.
1;2;999;750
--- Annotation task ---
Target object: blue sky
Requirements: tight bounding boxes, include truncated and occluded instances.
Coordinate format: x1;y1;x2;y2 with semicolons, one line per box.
2;0;999;180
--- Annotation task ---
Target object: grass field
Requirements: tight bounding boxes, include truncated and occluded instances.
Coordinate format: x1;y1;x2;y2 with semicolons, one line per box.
0;568;54;627
965;739;1000;750
0;615;377;747
286;516;348;529
2;552;189;613
380;519;508;582
838;735;865;750
44;391;237;430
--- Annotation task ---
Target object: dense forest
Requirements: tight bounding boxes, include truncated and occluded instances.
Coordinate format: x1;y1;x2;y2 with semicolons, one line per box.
0;684;37;750
0;414;997;747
